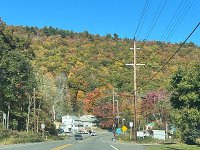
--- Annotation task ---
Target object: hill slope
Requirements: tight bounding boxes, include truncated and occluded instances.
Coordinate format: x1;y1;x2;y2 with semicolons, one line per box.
1;22;199;129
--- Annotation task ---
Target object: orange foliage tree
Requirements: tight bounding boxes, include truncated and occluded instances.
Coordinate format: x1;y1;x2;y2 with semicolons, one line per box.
83;85;114;128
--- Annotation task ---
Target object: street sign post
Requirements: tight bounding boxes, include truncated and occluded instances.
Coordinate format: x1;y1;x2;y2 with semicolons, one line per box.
122;125;128;139
41;123;45;138
116;128;121;135
41;123;45;129
122;126;127;132
129;122;133;140
129;122;133;128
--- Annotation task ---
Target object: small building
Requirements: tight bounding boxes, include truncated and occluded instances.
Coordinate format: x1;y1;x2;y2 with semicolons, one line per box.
61;115;83;133
152;130;166;140
80;115;98;129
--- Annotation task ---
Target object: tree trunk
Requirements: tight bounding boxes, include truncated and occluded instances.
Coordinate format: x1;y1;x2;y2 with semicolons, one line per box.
36;101;41;133
52;105;55;124
33;88;36;132
7;102;10;130
26;95;31;133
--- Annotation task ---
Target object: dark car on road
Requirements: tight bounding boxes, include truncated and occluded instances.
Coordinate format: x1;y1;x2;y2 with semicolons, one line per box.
74;134;83;140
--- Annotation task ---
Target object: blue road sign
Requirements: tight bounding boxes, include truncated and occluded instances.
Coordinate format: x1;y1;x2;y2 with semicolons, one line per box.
116;128;121;135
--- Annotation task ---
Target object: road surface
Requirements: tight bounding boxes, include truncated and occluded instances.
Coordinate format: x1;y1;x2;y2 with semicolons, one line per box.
0;132;145;150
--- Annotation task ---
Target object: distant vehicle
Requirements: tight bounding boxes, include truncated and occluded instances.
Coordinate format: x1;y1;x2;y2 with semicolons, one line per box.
91;132;96;136
74;134;83;140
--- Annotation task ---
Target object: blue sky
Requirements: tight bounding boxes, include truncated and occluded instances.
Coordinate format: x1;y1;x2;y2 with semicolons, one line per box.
1;0;200;45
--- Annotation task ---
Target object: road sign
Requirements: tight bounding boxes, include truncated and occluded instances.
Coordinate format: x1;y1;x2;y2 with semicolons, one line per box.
122;125;127;132
41;123;45;129
116;128;121;135
129;122;133;128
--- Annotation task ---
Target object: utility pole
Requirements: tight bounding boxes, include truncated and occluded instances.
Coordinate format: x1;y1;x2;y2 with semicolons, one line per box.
112;88;115;124
111;89;119;127
133;42;137;141
116;100;119;127
112;89;118;126
111;88;120;140
111;88;116;140
126;42;145;141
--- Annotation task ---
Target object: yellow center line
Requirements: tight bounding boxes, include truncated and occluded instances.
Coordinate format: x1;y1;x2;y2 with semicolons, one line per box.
52;144;72;150
78;135;96;143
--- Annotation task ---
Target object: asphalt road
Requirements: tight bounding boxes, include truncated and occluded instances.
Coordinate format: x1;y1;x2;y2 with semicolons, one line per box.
0;132;145;150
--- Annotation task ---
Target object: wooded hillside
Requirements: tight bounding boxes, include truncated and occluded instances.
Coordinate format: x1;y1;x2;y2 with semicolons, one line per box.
0;19;199;132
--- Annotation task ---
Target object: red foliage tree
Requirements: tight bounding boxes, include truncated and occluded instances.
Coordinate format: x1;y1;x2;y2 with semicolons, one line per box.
83;88;102;113
83;86;114;128
93;102;113;128
141;90;170;128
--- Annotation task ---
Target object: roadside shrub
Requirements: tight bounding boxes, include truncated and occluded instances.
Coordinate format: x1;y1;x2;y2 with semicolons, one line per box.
0;129;11;139
49;123;56;135
12;132;44;144
196;138;200;145
182;129;200;145
0;130;44;144
137;136;159;144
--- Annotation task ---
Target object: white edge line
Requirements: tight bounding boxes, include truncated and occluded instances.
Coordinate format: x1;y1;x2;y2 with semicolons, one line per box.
110;145;119;150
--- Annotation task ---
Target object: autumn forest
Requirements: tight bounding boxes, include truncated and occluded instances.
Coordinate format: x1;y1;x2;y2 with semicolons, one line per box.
0;19;200;144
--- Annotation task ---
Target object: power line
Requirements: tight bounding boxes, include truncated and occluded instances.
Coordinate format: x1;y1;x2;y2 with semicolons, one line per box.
142;0;194;82
144;0;167;40
138;22;200;91
134;0;151;39
160;0;188;40
164;0;194;42
136;0;152;39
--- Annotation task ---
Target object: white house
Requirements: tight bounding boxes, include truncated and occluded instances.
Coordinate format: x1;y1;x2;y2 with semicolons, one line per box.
80;115;98;128
61;115;83;133
152;130;166;140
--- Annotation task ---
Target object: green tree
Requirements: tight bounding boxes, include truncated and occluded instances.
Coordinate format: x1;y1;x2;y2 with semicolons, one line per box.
0;50;35;130
170;64;200;110
113;33;118;40
169;64;200;144
0;21;36;130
